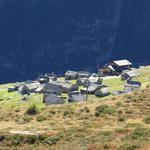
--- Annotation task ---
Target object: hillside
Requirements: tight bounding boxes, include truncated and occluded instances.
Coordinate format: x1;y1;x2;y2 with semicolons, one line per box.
1;0;150;82
0;66;150;149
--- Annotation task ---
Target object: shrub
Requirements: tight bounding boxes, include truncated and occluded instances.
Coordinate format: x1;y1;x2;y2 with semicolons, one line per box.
44;136;60;145
16;115;32;124
9;134;24;146
117;144;139;150
84;107;90;113
115;128;128;134
80;107;90;113
101;131;112;137
144;116;150;124
36;115;46;122
49;110;56;114
95;105;115;117
26;104;38;115
0;99;4;101
126;123;143;128
25;135;37;144
118;117;125;122
15;109;20;113
124;95;133;99
116;102;122;107
117;109;123;114
79;108;85;112
63;111;70;116
125;127;150;141
125;109;133;114
103;143;110;149
0;135;5;142
112;97;116;100
63;109;74;117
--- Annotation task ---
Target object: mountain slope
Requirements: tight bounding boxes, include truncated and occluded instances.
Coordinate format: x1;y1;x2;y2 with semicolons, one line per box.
0;66;150;149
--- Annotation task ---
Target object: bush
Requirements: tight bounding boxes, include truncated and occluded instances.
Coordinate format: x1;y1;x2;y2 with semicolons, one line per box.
26;104;38;115
63;109;74;117
10;134;39;145
36;115;46;122
126;123;143;128
117;109;123;114
16;115;32;124
95;105;115;117
0;135;5;142
84;107;90;113
112;97;116;100
80;107;90;113
44;136;60;145
49;110;56;114
144;116;150;124
103;143;110;149
125;127;150;141
117;144;139;150
25;135;37;144
63;111;70;116
116;102;122;107
125;109;133;114
118;117;125;122
9;134;24;146
101;131;112;137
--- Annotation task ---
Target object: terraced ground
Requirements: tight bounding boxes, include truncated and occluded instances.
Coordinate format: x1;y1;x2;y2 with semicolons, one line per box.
0;66;150;150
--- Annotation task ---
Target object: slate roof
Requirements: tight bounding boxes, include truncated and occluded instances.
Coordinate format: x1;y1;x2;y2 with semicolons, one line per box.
91;73;97;77
44;94;64;105
108;65;115;71
76;78;88;86
95;87;110;97
43;82;62;94
69;91;80;95
78;71;90;78
123;70;139;77
113;59;132;67
87;84;101;92
25;82;41;90
68;93;86;102
113;90;125;96
126;80;141;87
65;70;78;76
88;76;98;84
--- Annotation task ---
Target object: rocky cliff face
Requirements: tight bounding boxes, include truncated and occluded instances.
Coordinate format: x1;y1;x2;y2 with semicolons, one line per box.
0;0;150;82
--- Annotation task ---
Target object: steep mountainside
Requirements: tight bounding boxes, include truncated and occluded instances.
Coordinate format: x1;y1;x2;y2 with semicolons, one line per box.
0;0;150;82
0;66;150;149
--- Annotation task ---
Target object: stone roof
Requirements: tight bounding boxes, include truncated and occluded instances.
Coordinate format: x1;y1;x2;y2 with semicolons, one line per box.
113;59;132;66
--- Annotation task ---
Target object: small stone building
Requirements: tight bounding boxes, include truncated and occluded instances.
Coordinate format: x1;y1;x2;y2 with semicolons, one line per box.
124;80;141;93
76;78;88;86
68;91;86;103
81;83;101;94
78;71;90;78
121;70;139;81
95;87;110;97
43;82;62;95
43;94;64;105
65;71;78;80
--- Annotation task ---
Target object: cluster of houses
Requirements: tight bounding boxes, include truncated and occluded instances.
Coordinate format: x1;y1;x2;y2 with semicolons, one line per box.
8;72;110;105
98;59;141;95
7;59;142;105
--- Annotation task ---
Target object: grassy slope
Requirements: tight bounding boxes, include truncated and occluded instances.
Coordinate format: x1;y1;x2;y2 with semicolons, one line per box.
0;66;149;149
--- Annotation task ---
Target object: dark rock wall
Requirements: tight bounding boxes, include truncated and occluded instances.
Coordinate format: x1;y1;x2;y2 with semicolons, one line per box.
0;0;150;82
